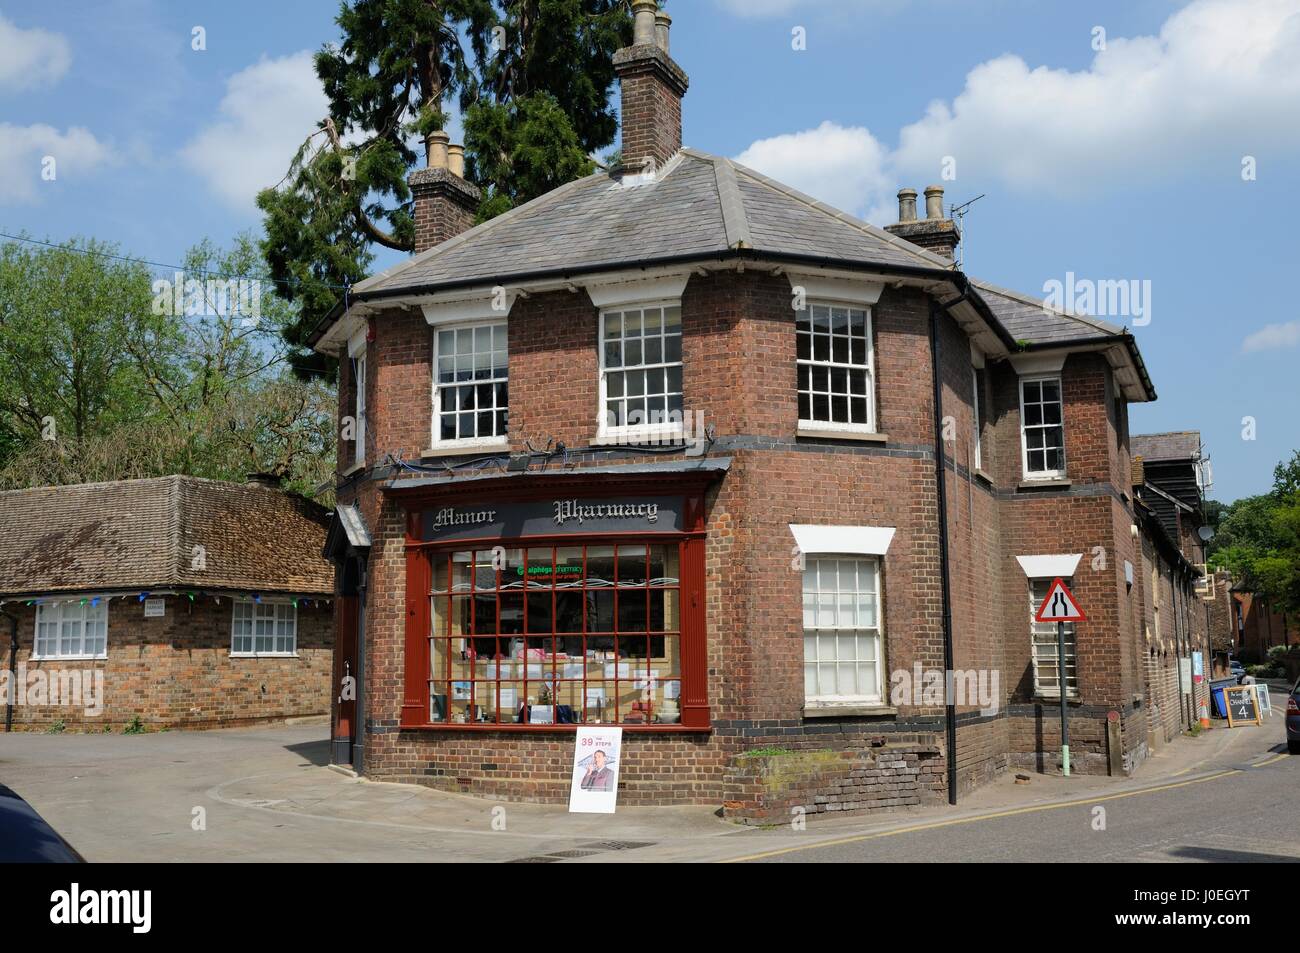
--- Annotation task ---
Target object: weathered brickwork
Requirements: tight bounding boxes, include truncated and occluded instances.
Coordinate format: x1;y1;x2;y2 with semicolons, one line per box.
334;264;1185;810
3;598;332;730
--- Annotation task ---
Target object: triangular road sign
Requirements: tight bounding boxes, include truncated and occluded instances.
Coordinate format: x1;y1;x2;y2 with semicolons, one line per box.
1034;577;1087;623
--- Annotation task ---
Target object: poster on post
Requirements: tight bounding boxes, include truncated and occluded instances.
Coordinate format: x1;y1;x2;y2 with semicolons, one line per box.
568;727;623;814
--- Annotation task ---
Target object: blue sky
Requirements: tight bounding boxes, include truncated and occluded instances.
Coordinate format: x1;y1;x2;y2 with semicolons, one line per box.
1;0;1297;502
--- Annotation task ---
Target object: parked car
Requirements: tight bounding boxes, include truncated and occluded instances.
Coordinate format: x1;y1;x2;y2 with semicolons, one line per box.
1288;679;1300;755
1229;659;1246;684
0;784;84;862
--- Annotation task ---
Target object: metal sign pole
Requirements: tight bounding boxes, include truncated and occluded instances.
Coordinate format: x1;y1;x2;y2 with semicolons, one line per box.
1057;619;1070;777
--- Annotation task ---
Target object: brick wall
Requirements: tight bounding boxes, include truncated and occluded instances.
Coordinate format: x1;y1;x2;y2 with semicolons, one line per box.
337;265;1163;803
3;596;332;730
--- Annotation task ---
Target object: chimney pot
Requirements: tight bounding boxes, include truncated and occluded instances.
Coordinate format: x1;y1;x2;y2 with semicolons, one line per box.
897;188;918;223
655;11;672;53
632;0;658;46
924;184;945;220
447;143;465;178
426;130;450;170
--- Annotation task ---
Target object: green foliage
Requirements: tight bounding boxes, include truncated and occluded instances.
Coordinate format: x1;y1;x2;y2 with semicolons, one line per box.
124;715;146;734
258;0;632;370
1208;450;1300;616
0;235;337;500
45;720;66;734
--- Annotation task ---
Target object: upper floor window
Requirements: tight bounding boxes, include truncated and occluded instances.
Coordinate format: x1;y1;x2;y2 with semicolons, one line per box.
34;601;107;660
797;303;874;432
232;601;297;657
802;556;883;705
1029;578;1077;698
434;323;508;445
351;351;367;466
972;367;985;471
1020;376;1064;479
599;304;683;434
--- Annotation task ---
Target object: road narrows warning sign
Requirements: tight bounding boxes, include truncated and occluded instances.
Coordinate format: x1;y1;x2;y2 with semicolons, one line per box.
1034;577;1087;623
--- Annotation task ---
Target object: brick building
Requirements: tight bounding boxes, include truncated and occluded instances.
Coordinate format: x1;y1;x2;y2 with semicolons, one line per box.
0;475;334;730
311;3;1195;818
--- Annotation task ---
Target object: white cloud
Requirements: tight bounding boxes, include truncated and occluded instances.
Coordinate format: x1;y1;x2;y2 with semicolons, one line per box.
0;14;71;92
1242;321;1300;353
734;121;893;221
181;51;328;213
0;123;113;204
894;0;1300;192
713;0;893;18
734;0;1300;216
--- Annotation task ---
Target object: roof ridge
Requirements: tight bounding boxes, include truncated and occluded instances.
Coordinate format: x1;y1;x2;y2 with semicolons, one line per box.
717;153;956;271
711;156;752;249
355;170;608;294
971;278;1125;337
168;475;184;588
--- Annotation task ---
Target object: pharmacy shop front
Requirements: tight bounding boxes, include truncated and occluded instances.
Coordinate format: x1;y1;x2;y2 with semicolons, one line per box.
387;467;723;737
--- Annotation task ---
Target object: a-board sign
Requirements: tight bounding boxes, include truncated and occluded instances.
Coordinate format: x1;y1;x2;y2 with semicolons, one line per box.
568;727;622;814
1224;685;1261;727
1253;682;1273;716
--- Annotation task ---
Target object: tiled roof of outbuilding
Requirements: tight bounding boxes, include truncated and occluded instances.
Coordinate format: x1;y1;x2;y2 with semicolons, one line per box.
1132;431;1202;462
0;476;333;598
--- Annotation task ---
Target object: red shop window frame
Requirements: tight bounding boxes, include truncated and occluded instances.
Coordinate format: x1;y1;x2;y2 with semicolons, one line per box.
400;530;709;732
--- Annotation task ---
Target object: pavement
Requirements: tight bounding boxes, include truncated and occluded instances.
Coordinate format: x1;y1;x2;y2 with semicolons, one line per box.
0;689;1293;863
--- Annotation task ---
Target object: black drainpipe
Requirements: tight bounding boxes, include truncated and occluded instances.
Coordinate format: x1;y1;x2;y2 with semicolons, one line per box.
2;608;18;732
932;287;970;806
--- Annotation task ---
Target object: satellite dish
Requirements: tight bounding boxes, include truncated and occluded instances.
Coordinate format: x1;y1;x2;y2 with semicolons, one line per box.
1197;525;1215;542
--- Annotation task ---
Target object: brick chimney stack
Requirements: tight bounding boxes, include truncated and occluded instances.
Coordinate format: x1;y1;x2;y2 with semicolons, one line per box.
409;129;481;253
884;184;961;260
614;0;688;174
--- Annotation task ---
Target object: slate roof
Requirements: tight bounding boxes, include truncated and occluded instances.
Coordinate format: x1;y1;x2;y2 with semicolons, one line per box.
323;147;1151;396
973;280;1126;346
1132;432;1202;462
352;149;954;300
0;476;333;598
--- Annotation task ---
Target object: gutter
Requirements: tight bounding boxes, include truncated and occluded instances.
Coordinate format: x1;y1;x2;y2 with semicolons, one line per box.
1021;331;1157;402
307;248;1017;351
931;290;969;806
2;608;17;732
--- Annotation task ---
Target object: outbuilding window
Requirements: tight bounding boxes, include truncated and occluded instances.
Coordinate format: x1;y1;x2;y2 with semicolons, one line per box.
351;350;367;466
801;556;883;705
797;302;875;432
429;544;683;726
433;322;508;445
34;602;108;660
1020;376;1065;478
231;601;297;657
1029;578;1078;698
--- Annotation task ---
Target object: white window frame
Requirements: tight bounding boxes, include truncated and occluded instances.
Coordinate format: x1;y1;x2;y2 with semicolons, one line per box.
801;555;885;707
796;301;876;434
431;320;509;450
596;299;685;443
1029;578;1078;699
352;350;367;467
972;366;983;472
230;600;298;658
33;601;108;660
1019;375;1066;480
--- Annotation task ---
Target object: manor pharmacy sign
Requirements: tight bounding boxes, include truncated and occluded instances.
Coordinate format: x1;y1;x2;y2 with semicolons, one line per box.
420;496;683;542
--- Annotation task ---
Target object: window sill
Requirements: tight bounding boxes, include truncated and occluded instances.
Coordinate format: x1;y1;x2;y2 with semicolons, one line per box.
803;703;897;718
1018;478;1071;491
29;655;108;663
402;722;711;733
974;468;994;485
592;428;688;447
230;653;300;660
796;426;888;444
341;461;365;478
421;441;509;459
1031;694;1082;705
